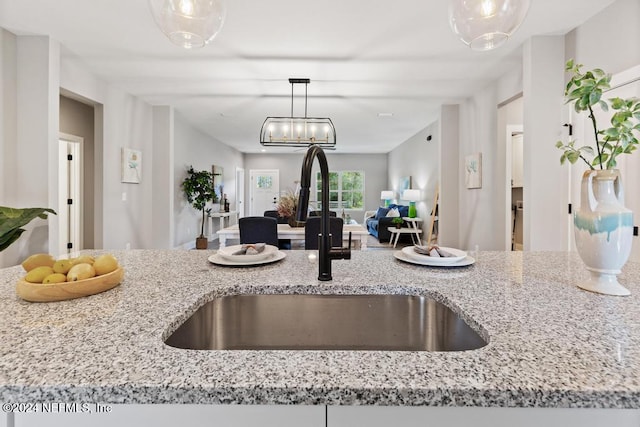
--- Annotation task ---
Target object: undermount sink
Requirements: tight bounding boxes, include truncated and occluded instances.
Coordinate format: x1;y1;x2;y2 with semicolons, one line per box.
165;294;487;351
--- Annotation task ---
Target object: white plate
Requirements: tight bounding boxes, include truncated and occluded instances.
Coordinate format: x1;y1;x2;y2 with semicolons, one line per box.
208;250;286;266
394;250;475;267
217;244;278;262
402;246;467;264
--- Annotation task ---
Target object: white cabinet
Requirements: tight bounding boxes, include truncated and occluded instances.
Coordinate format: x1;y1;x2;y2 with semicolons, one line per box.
13;404;324;427
327;406;640;427
511;133;524;187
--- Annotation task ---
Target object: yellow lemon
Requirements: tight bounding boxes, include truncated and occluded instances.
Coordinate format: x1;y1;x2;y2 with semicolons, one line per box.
66;263;96;281
72;255;95;265
24;266;55;283
21;253;55;272
93;254;119;276
42;273;67;284
53;259;74;274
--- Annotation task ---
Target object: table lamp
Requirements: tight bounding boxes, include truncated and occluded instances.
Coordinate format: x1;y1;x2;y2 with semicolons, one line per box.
380;191;394;207
402;189;420;218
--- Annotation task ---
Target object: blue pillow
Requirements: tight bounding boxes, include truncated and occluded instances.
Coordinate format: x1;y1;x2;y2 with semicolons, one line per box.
375;207;390;219
398;205;409;217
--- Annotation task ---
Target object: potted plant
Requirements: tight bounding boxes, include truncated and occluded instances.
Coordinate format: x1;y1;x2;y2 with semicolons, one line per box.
182;166;217;249
0;207;56;252
555;59;640;296
276;190;301;227
391;217;404;229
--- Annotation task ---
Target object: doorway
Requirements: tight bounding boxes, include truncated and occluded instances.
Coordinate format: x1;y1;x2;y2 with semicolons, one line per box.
509;130;524;251
58;133;83;255
249;169;280;216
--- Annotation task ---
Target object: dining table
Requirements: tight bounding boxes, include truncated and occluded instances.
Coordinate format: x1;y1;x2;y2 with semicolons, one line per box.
216;223;370;249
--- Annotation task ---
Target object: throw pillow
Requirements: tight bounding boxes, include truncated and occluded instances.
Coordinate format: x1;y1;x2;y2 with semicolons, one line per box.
398;205;409;217
386;207;400;217
374;207;390;220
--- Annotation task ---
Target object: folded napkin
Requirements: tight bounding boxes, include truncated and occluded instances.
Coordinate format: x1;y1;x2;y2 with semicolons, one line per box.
233;243;266;255
414;245;455;258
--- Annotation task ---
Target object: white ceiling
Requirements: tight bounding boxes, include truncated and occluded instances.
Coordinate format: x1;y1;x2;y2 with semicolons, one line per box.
0;0;616;153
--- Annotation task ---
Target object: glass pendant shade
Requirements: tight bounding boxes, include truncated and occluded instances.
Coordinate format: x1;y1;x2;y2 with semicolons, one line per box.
448;0;530;51
148;0;226;49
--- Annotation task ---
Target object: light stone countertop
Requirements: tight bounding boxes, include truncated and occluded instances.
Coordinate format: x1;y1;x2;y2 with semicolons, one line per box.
1;249;640;407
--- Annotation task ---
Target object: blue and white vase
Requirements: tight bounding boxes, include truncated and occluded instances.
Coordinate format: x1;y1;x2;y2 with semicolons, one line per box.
574;169;633;296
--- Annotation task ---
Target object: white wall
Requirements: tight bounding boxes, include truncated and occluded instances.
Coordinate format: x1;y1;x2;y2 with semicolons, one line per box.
243;152;388;224
388;121;440;239
440;105;459;247
173;112;243;248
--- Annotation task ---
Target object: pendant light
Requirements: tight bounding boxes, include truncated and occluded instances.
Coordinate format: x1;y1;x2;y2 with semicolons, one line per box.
260;78;336;150
448;0;530;51
148;0;226;49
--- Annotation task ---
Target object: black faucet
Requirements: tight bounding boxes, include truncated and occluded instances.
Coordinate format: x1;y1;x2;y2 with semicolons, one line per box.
296;146;351;281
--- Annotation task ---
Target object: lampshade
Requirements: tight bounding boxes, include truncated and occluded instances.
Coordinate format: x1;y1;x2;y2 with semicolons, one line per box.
448;0;530;51
380;191;394;200
402;189;420;202
148;0;226;49
260;78;336;149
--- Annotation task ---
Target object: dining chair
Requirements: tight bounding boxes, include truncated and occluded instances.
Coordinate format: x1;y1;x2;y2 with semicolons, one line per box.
304;217;343;250
263;210;291;249
239;216;279;247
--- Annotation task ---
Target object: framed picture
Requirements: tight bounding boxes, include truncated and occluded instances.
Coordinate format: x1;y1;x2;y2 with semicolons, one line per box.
212;165;224;199
465;153;482;189
121;148;141;184
399;176;412;196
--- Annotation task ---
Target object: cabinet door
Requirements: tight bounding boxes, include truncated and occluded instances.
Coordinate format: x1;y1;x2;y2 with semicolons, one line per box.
327;406;640;427
14;404;324;427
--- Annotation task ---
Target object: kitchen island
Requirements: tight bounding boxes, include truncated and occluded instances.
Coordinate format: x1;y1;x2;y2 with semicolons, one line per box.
1;250;640;425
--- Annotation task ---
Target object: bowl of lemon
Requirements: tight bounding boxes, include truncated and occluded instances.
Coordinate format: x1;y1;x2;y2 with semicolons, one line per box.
16;253;124;302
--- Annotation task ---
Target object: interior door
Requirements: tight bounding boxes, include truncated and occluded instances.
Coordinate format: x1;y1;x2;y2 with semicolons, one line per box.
249;170;279;216
58;133;83;256
236;167;245;218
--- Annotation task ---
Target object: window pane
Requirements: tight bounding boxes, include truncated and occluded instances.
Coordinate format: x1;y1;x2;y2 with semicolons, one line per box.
256;176;272;188
353;172;363;189
329;172;339;191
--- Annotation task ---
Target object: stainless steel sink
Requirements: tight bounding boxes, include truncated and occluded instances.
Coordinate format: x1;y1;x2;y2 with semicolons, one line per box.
165;294;487;351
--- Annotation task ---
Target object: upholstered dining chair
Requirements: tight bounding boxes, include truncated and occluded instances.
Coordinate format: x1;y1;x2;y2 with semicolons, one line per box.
263;210;291;249
304;216;343;250
239;216;279;247
309;210;337;217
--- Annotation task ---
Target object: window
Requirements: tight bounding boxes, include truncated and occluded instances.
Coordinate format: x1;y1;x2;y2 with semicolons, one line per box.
315;171;364;210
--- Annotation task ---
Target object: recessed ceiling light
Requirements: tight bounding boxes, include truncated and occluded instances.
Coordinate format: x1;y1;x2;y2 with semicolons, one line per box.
377;112;394;117
260;149;266;153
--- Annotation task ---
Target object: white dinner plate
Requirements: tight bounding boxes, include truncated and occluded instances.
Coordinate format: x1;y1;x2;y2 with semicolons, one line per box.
401;245;467;265
208;250;286;266
394;250;475;267
217;244;279;262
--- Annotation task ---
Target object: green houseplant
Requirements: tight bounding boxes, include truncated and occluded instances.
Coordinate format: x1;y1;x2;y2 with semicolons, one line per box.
391;217;404;229
0;207;56;252
182;166;217;249
555;60;640;296
556;59;640;169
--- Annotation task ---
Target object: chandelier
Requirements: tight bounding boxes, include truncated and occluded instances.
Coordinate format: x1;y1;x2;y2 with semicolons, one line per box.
148;0;226;49
260;78;336;149
448;0;530;51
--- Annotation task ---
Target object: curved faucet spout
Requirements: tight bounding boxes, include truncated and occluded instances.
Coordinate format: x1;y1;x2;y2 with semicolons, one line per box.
296;146;350;281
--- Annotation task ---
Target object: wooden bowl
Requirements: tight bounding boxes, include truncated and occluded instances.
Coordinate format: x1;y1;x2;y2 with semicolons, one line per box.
16;267;124;302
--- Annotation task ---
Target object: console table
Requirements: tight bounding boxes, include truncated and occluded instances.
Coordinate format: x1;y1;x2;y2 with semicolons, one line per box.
208;211;239;239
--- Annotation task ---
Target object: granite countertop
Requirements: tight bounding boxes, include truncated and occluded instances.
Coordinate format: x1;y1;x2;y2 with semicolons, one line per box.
1;249;640;407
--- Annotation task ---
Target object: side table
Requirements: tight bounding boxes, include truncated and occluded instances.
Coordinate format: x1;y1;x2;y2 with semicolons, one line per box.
387;226;423;248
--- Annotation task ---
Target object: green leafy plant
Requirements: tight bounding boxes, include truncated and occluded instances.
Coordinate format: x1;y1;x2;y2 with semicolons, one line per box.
556;59;640;170
181;166;217;238
391;217;404;227
0;207;56;252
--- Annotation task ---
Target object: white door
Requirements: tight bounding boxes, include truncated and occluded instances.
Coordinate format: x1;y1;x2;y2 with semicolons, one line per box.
58;133;83;256
236;167;245;218
249;169;279;216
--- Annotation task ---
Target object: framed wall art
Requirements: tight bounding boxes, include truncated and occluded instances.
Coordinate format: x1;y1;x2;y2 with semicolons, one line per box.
121;148;142;184
465;152;482;189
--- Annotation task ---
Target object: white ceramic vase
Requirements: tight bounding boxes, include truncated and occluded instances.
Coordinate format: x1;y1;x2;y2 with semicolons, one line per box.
574;169;633;296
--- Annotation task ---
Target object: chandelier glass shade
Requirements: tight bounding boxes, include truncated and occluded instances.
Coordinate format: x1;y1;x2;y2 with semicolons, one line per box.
448;0;530;51
260;78;336;149
148;0;226;49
